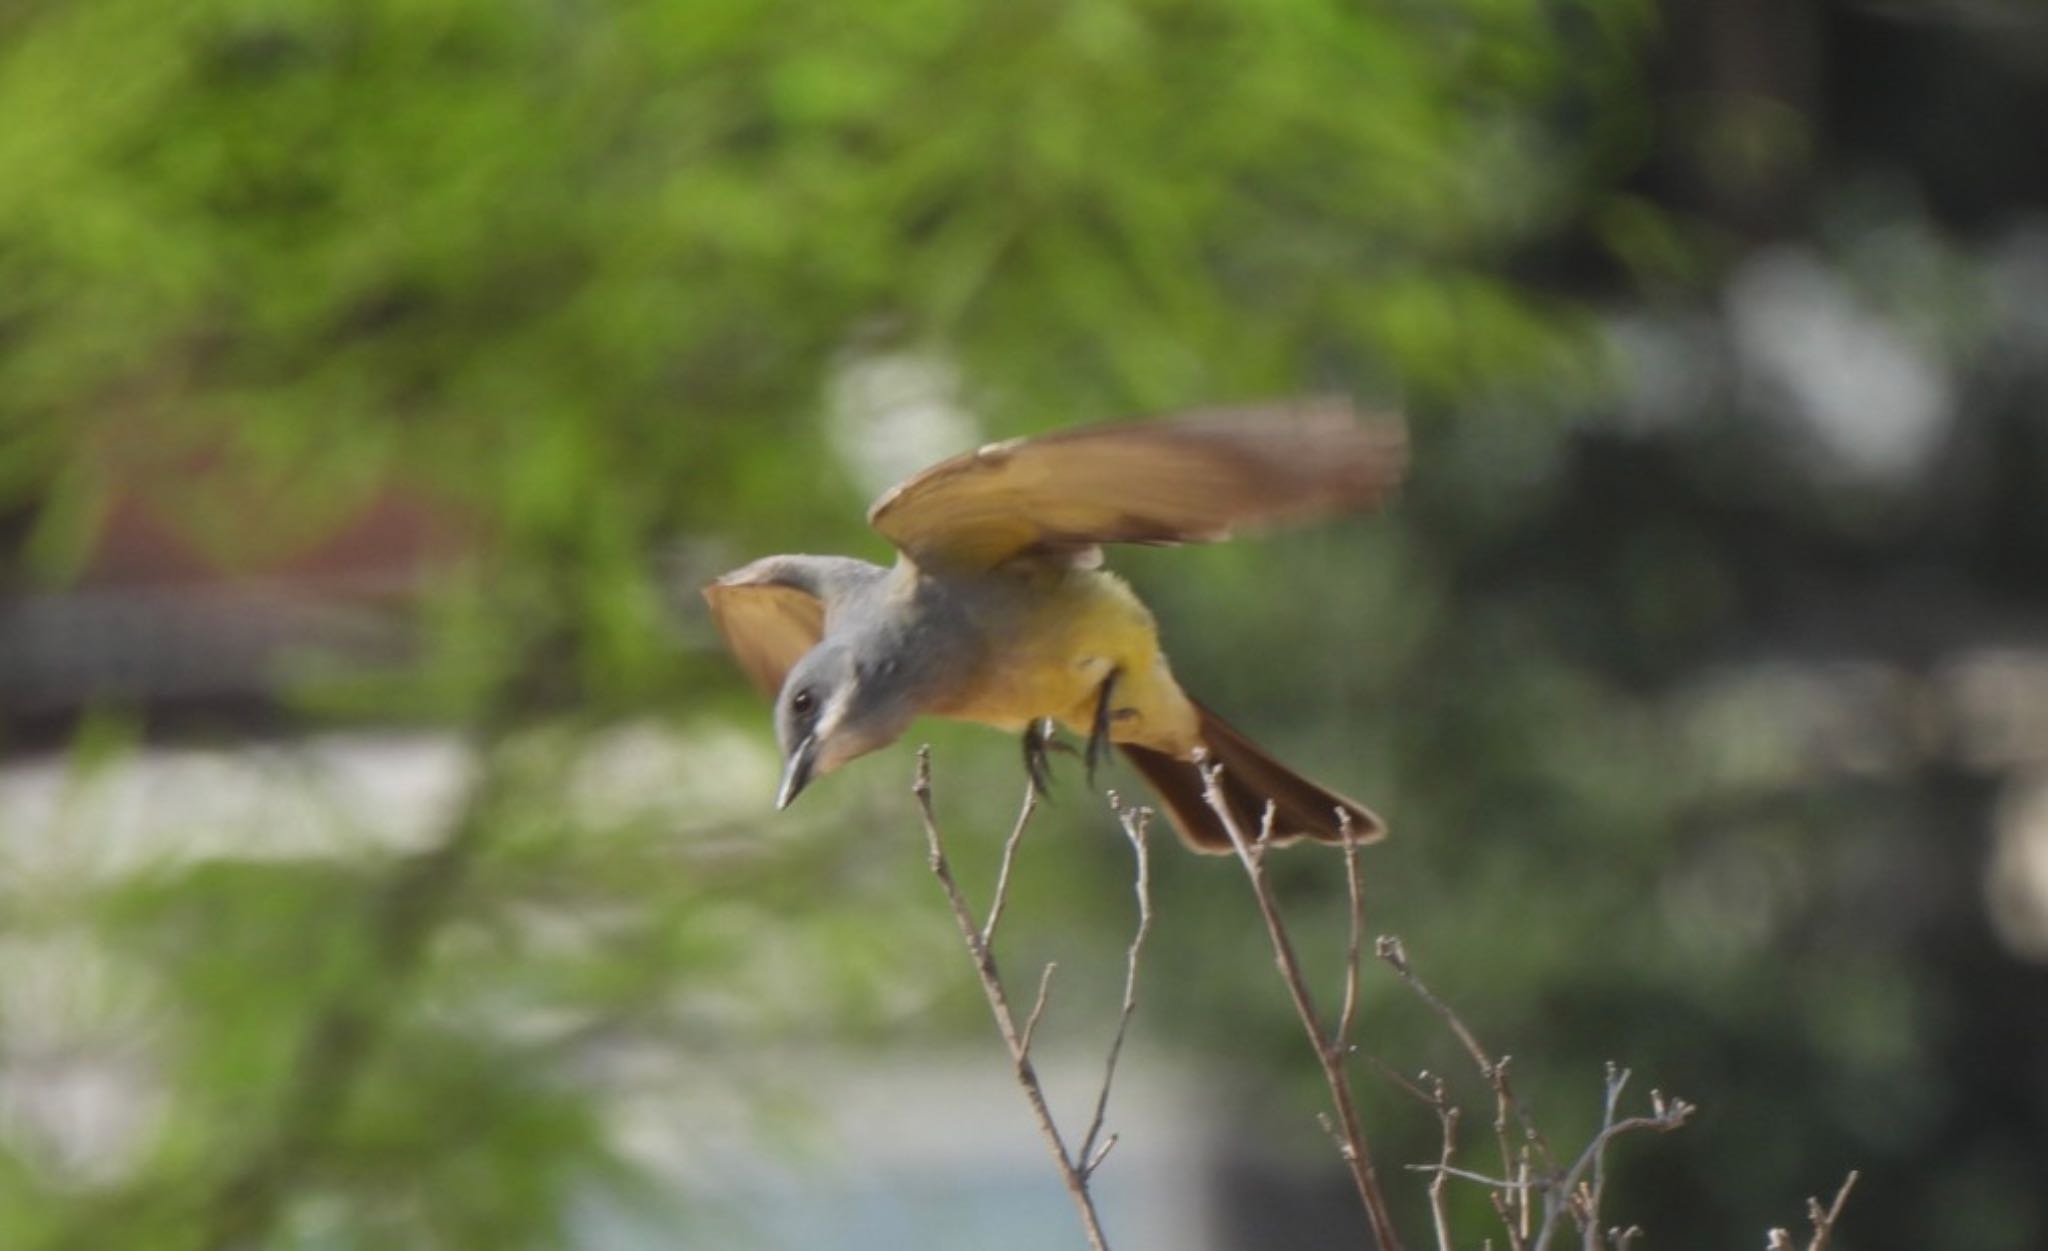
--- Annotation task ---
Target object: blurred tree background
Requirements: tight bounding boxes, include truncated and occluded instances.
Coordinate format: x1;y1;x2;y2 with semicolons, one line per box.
2;0;2047;1247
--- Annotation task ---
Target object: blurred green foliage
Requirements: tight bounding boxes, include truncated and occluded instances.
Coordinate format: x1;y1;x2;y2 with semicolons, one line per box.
0;0;1630;605
6;0;2045;1249
0;1;1654;1243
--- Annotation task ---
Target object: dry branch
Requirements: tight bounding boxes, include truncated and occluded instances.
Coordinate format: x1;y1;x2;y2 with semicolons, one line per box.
1532;1066;1692;1251
1378;937;1695;1251
914;748;1153;1251
1198;761;1406;1251
919;750;1852;1251
1768;1172;1860;1251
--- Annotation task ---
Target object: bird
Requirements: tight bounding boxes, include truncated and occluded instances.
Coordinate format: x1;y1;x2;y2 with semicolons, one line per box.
702;399;1406;852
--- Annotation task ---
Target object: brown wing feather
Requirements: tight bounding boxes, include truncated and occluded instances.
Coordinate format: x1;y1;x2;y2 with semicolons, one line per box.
702;576;826;699
867;398;1406;570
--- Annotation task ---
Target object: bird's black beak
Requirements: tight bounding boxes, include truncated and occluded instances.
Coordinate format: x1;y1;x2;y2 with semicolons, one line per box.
776;734;818;810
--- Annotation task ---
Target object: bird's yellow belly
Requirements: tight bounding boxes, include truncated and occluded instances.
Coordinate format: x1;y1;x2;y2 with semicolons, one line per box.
934;568;1199;755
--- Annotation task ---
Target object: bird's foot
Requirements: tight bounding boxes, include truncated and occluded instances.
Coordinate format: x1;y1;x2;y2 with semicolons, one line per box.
1022;718;1062;797
1085;669;1122;785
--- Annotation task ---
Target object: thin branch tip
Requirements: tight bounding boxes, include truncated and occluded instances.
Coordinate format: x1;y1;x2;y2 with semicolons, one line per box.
916;752;1155;1251
1376;933;1408;969
1203;753;1405;1251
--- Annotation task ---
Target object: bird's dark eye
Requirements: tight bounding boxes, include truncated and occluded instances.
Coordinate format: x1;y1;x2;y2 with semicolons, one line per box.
791;689;816;716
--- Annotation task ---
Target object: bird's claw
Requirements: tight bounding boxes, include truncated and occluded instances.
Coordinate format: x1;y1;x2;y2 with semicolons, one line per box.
1022;719;1059;797
1022;670;1119;795
1085;670;1121;786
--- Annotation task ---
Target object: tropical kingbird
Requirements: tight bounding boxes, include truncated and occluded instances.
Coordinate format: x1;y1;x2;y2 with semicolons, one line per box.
703;400;1405;851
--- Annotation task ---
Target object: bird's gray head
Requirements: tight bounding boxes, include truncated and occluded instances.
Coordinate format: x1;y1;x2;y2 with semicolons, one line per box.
772;637;918;809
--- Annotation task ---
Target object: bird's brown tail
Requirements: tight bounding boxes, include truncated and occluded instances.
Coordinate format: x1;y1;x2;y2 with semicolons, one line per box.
1117;699;1386;853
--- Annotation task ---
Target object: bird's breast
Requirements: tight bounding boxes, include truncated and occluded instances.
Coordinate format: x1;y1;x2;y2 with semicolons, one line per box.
927;566;1197;752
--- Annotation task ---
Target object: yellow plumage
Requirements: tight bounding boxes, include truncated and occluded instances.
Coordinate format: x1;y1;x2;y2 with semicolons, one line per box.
932;565;1201;756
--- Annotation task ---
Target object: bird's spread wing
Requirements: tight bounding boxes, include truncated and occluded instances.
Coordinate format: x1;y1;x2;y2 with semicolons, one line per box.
702;563;828;698
866;399;1407;570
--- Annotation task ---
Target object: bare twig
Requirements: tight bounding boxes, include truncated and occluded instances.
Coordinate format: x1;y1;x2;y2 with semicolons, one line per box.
1378;937;1558;1194
1532;1078;1693;1251
1378;938;1694;1251
916;751;1102;1248
1388;1064;1485;1251
1809;1171;1859;1251
1337;813;1368;1058
1490;1190;1531;1251
982;783;1041;948
914;749;1154;1251
1582;1063;1629;1251
1200;762;1406;1251
1087;1131;1121;1173
923;751;1831;1251
1019;963;1059;1056
1427;1078;1460;1251
1363;1053;1443;1108
1380;933;1547;1242
1079;795;1153;1178
1410;1161;1526;1191
1769;1171;1859;1251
